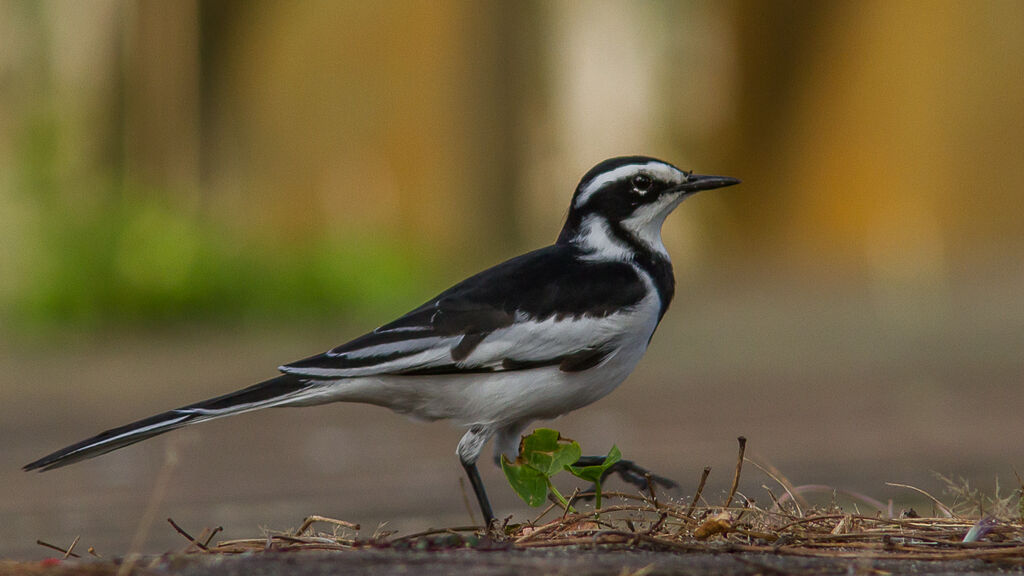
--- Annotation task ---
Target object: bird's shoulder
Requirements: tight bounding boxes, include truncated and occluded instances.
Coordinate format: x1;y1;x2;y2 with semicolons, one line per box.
381;244;649;332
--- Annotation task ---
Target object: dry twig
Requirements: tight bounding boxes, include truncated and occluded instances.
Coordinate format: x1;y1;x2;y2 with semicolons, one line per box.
724;436;746;508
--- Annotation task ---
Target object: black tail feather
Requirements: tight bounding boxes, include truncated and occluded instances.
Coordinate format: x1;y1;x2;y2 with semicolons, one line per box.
24;374;310;472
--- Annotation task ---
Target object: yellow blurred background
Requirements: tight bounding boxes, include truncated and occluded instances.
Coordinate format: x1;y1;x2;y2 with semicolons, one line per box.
3;0;1022;330
2;0;1023;560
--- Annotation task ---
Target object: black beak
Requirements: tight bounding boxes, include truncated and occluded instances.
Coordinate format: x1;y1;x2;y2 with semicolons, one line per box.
674;173;741;195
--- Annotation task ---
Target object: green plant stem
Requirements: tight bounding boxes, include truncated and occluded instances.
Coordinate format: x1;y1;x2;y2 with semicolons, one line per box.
547;481;576;514
594;479;603;513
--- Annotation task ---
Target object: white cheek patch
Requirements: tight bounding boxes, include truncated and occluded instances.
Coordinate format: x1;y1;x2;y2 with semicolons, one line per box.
620;194;684;257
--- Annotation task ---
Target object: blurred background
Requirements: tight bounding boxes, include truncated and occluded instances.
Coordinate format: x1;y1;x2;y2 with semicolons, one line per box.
3;0;1023;559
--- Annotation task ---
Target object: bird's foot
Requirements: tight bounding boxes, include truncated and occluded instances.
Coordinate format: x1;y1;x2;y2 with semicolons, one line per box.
573;456;678;494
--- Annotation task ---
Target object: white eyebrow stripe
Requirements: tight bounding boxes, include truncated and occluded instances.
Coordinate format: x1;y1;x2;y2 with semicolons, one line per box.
574;161;685;209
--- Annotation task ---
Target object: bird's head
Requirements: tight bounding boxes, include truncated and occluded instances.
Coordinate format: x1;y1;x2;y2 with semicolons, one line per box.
558;156;740;259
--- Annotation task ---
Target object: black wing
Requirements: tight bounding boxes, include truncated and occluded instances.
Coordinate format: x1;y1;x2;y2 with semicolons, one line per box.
280;245;648;378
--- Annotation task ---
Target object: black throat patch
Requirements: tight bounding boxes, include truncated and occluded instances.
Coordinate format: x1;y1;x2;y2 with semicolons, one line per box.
603;220;675;323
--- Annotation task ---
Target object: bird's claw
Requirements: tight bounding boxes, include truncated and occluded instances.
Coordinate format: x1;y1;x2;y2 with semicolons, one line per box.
571;456;678;499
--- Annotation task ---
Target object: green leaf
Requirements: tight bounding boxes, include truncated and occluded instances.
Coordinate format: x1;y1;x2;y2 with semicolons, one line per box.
605;444;623;467
519;428;581;478
501;429;581;508
566;444;621;482
501;454;549;507
565;444;622;513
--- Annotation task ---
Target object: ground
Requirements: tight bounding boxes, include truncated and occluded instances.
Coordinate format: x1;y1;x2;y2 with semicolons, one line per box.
5;549;1024;576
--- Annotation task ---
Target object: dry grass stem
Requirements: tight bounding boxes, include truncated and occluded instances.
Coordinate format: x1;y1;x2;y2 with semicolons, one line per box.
118;437;182;576
166;518;210;553
35;539;80;559
724;436;746;508
294;515;361;536
62;535;80;559
886;482;956;518
685;466;712;518
458;476;477;526
747;457;803;517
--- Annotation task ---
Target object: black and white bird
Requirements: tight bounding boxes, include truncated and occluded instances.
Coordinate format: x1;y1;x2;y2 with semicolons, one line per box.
25;156;739;525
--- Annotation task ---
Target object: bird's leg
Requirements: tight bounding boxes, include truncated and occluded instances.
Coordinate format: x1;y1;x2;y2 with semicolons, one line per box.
457;425;496;527
461;460;495;527
573;456;678;493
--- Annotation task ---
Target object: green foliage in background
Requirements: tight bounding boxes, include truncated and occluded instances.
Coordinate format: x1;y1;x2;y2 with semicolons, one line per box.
5;195;432;332
0;78;440;335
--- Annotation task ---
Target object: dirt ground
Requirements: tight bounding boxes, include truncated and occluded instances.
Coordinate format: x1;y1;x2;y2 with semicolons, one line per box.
5;549;1024;576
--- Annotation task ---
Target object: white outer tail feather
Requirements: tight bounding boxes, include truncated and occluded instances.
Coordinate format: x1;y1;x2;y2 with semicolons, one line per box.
24;374;316;472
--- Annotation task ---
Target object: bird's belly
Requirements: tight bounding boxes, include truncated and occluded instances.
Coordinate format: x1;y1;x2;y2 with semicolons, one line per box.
313;294;663;426
328;336;648;426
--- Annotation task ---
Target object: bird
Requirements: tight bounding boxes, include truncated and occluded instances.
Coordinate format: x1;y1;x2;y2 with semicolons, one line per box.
24;156;740;526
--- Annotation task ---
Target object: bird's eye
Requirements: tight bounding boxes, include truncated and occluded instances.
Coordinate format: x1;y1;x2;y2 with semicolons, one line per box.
631;174;652;192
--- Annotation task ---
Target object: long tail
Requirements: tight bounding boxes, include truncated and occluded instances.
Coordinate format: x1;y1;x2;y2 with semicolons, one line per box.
24;374;315;472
